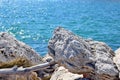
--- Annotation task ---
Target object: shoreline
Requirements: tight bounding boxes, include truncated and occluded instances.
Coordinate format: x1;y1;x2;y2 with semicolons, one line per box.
0;27;119;80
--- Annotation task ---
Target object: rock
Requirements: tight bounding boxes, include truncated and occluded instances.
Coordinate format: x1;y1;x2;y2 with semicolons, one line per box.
115;48;120;54
48;27;119;80
50;66;83;80
48;27;94;73
0;32;43;66
113;48;120;78
86;40;119;80
0;32;43;80
43;54;54;62
37;54;57;80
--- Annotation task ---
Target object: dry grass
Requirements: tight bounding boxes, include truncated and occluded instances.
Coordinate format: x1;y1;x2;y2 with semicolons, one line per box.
0;57;33;68
0;58;41;80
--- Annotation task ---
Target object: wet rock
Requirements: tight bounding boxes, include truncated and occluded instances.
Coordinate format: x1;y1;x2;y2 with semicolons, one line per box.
50;66;83;80
48;27;119;80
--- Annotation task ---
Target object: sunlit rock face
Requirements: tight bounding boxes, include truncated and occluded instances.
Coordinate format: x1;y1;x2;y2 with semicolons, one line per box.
0;32;43;66
48;27;94;73
48;27;119;80
113;48;120;79
0;32;44;80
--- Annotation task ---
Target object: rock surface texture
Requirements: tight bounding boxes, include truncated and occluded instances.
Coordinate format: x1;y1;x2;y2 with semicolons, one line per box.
113;48;120;78
50;66;83;80
0;32;43;80
0;32;43;66
48;27;119;80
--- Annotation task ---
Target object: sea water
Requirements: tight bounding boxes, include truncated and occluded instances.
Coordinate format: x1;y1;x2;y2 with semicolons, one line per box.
0;0;120;56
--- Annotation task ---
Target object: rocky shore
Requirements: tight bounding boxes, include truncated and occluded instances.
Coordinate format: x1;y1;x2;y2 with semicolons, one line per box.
0;27;119;80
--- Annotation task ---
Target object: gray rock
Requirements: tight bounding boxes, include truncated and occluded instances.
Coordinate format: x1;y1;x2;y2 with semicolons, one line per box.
87;40;118;80
48;27;119;80
113;48;120;79
0;32;44;80
48;27;94;73
0;32;43;66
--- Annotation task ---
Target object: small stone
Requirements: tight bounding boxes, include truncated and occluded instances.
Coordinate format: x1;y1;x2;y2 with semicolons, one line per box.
50;66;83;80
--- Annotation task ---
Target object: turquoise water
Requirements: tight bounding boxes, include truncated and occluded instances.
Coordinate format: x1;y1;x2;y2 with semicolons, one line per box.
0;0;120;56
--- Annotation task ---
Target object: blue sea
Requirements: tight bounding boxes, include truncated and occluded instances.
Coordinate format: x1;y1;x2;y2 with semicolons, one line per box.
0;0;120;56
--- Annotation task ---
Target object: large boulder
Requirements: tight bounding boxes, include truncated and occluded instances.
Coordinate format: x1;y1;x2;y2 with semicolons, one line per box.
48;27;94;73
113;48;120;78
0;32;43;80
48;27;119;80
50;66;83;80
0;32;43;66
86;40;118;80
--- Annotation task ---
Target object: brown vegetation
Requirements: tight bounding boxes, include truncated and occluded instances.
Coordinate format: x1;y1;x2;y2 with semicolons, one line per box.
0;57;32;68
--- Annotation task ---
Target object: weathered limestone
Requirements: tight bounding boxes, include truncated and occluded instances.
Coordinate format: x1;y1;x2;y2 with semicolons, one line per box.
86;40;119;80
48;27;119;80
0;32;43;80
0;32;43;66
48;27;94;73
113;48;120;78
0;28;119;80
50;66;83;80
